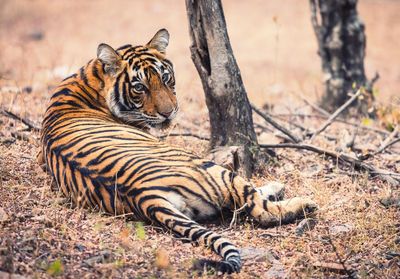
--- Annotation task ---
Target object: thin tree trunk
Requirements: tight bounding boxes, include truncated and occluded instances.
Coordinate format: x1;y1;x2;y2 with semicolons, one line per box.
310;0;377;114
185;0;258;177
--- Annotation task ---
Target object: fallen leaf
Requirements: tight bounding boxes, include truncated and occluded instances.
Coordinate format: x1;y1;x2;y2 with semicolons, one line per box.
361;118;373;126
155;248;169;269
240;247;277;263
0;207;8;222
47;259;64;276
119;226;134;249
135;222;146;240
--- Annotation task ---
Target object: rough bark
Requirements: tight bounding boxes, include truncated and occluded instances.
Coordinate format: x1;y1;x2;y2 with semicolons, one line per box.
310;0;376;114
185;0;258;178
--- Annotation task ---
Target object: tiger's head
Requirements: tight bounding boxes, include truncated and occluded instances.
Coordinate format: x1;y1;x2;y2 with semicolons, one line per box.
97;29;178;129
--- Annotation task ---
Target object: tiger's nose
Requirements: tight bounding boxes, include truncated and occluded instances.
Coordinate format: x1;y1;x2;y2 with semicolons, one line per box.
159;109;174;119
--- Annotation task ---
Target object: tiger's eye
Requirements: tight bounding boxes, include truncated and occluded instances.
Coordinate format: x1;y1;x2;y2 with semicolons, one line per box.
133;83;145;92
162;73;170;83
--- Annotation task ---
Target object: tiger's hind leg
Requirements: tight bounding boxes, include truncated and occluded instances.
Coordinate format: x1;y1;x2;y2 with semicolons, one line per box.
230;175;318;227
134;195;241;274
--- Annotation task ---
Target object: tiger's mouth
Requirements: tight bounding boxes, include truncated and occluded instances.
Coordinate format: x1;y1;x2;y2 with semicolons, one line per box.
150;119;172;130
115;109;175;130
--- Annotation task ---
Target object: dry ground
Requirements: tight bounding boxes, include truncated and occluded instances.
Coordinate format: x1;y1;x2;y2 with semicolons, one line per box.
0;0;399;278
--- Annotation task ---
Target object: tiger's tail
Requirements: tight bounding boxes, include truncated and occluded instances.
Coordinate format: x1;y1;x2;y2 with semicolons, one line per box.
139;197;241;274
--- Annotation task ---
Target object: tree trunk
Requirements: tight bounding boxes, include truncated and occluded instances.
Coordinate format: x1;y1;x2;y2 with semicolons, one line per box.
185;0;258;178
310;0;376;114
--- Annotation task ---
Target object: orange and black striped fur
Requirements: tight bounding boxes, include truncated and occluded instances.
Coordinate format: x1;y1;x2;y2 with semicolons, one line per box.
39;29;318;274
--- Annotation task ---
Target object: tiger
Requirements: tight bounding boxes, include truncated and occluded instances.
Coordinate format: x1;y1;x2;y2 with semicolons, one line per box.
38;29;318;274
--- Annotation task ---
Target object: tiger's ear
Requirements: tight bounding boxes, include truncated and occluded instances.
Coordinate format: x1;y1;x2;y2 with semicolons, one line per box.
146;29;169;54
97;43;122;75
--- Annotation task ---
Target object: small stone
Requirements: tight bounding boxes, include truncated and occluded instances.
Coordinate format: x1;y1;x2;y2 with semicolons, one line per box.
240;247;277;263
296;218;318;236
74;244;86;252
26;31;44;41
329;224;354;235
22;86;32;94
83;250;112;267
384;251;400;260
0;137;15;146
302;164;323;178
379;196;400;209
53;198;68;205
265;260;287;279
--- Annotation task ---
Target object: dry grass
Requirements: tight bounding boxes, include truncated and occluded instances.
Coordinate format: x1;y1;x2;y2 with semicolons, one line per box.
1;0;399;278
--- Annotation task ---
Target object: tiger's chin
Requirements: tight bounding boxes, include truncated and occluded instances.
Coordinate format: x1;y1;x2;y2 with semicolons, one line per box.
152;119;173;131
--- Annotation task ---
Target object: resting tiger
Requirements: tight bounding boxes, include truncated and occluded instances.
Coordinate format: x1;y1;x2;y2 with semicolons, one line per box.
38;29;318;274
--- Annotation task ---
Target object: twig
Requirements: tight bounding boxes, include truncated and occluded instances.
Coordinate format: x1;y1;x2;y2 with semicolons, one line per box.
158;132;210;141
254;123;272;132
0;109;40;132
310;89;362;140
273;116;309;133
251;104;301;143
386;137;400;150
295;92;330;117
374;126;399;155
375;137;400;156
324;230;356;278
313;262;349;275
346;126;359;151
271;115;338;141
367;72;380;91
229;203;248;228
254;122;293;142
259;143;400;185
271;113;390;135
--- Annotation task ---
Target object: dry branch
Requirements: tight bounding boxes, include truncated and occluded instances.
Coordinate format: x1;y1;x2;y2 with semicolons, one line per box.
271;113;390;135
313;262;350;275
251;104;301;143
0;109;40;132
374;126;399;155
259;143;400;185
310;89;362;140
385;137;400;150
271;115;338;141
324;231;356;278
295;92;330;117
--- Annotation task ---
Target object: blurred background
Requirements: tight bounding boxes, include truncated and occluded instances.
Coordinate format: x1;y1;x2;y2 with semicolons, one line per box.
0;0;399;123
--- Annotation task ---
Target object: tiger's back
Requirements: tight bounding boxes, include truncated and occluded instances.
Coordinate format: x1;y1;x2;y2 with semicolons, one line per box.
40;29;317;274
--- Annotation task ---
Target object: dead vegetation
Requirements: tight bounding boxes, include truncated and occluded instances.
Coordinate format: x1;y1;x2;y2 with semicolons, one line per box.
1;0;399;278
